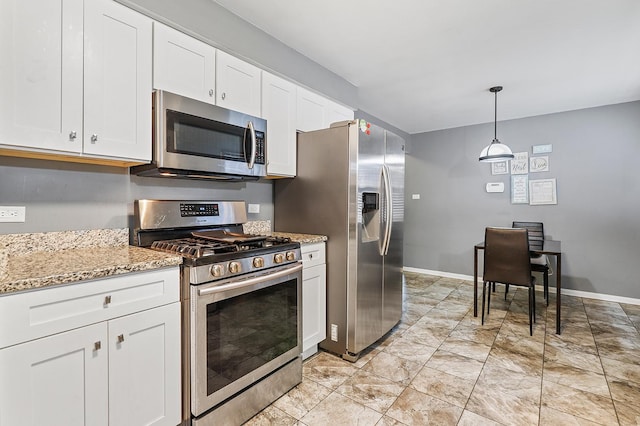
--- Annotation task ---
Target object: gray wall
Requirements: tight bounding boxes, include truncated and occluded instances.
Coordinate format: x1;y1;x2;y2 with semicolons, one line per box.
0;157;273;234
405;100;640;299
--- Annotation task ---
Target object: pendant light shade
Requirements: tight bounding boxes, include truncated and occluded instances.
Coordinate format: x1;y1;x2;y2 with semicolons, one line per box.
479;86;514;162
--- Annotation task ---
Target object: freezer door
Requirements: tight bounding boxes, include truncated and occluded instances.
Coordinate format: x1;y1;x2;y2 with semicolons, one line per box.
382;130;405;332
349;122;385;355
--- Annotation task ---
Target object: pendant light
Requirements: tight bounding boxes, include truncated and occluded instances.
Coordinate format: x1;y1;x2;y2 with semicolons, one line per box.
479;86;514;162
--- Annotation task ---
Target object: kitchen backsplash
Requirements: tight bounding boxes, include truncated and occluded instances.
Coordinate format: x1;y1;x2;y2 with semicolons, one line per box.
243;220;272;235
0;228;129;255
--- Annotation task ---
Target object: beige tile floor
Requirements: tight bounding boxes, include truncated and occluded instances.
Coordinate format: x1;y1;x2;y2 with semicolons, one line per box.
245;272;640;425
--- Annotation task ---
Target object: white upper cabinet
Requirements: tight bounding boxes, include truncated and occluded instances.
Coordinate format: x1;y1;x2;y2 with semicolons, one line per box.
0;0;84;153
0;0;151;164
216;50;261;116
326;100;354;127
83;0;152;161
262;72;297;177
296;87;327;132
153;22;216;104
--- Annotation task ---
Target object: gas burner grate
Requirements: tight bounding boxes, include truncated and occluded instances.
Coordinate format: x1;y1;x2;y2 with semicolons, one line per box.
150;238;239;259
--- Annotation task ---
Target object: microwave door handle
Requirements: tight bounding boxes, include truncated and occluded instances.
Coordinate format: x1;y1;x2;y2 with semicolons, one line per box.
247;121;257;169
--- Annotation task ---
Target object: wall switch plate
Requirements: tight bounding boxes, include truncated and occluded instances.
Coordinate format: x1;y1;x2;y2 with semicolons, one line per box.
247;203;260;214
411;194;420;200
0;206;26;222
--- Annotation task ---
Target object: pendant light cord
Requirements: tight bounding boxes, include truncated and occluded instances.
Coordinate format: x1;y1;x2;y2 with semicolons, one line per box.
494;89;498;141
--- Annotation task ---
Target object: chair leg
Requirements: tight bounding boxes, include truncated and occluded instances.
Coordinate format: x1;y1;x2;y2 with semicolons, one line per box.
487;281;492;314
505;283;509;300
492;282;496;292
532;286;536;323
544;270;549;306
528;287;533;336
481;281;487;325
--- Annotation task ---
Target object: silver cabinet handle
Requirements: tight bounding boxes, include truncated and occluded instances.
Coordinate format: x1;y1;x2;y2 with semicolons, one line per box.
117;334;125;343
104;295;112;305
69;131;77;140
209;89;214;97
221;92;226;100
94;341;102;351
91;134;98;143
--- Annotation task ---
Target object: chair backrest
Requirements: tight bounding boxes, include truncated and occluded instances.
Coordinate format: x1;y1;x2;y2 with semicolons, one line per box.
484;227;532;286
512;221;544;251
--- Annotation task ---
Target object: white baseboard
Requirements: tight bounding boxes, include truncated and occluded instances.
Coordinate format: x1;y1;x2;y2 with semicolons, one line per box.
402;267;640;306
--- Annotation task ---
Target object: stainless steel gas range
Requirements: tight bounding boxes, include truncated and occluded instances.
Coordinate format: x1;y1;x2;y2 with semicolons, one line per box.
133;200;302;426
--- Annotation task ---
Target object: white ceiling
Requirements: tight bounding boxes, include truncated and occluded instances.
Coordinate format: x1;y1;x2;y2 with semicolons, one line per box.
212;0;640;134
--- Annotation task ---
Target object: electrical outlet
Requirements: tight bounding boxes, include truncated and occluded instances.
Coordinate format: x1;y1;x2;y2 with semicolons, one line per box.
330;324;338;341
247;203;260;214
0;206;26;223
411;194;421;200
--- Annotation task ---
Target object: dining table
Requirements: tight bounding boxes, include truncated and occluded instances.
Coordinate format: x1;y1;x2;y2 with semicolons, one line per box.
473;239;563;334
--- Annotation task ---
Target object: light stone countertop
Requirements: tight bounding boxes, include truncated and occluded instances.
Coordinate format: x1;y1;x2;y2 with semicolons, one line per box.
0;229;182;296
243;220;327;244
270;232;327;244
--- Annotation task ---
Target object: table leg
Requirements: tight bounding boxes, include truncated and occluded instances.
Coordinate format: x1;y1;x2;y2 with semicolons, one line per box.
474;246;478;317
556;253;562;334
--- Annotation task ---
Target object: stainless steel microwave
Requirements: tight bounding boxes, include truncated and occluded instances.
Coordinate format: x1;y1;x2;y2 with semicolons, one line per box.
131;90;267;180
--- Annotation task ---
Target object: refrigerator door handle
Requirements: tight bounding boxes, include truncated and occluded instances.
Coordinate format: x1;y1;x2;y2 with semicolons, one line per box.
381;164;393;256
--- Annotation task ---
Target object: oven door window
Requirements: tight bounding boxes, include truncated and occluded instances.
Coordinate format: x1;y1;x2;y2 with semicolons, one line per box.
205;278;298;396
166;109;249;162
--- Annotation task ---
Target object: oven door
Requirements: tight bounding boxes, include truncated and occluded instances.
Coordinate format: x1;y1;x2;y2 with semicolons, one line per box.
190;262;302;416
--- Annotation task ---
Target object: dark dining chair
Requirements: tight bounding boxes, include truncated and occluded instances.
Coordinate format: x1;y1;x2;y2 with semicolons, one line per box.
482;227;537;335
512;221;550;306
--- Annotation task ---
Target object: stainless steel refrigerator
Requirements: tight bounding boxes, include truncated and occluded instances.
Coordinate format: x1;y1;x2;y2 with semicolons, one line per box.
274;119;404;361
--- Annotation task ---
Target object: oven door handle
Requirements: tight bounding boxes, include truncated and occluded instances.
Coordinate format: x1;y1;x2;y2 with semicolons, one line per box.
197;263;303;296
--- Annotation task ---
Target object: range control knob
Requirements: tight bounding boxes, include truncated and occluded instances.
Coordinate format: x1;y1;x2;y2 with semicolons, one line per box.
228;261;241;274
210;264;224;277
253;257;264;268
286;251;296;261
274;253;285;264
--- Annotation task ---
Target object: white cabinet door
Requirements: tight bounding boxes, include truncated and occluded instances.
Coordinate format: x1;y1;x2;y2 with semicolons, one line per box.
216;50;261;116
326;100;354;127
0;323;108;426
262;72;297;177
302;263;327;357
153;22;216;104
83;0;152;161
108;302;181;426
296;87;327;132
0;0;83;153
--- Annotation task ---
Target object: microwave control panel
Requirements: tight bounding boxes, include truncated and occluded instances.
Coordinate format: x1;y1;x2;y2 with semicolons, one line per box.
255;131;266;164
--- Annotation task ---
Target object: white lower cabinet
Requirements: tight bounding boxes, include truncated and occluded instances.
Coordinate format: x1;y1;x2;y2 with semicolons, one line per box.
0;323;109;426
301;242;327;360
0;268;181;426
108;303;181;426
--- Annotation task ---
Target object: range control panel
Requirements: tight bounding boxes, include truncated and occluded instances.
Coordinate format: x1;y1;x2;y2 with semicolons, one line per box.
180;203;219;217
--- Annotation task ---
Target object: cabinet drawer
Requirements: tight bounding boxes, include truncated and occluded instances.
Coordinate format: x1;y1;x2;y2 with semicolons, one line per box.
300;242;325;269
0;268;179;349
